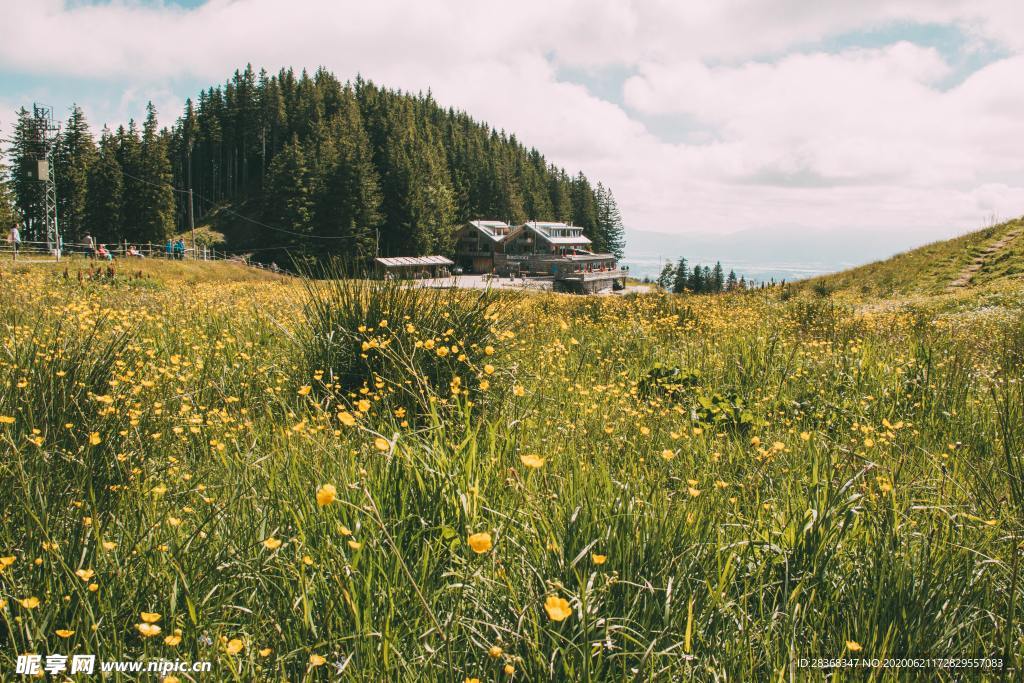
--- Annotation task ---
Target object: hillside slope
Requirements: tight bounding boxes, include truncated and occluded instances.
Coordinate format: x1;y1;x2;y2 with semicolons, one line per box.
801;216;1024;297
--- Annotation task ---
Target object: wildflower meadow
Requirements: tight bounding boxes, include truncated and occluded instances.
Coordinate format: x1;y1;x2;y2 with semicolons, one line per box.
1;258;1022;681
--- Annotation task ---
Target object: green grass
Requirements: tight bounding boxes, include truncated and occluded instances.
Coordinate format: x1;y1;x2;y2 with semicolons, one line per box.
800;217;1024;297
0;258;1022;681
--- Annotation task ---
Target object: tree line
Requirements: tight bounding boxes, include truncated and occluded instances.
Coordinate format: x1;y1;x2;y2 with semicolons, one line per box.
2;65;626;264
656;258;748;294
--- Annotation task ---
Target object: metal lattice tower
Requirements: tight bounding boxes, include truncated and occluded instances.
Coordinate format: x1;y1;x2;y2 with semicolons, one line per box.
31;104;61;258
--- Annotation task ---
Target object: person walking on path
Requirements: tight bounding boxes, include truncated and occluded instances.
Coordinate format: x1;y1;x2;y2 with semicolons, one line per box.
83;233;96;258
7;223;21;260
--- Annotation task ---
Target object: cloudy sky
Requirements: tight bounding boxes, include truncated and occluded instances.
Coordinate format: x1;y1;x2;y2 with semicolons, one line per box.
2;0;1024;252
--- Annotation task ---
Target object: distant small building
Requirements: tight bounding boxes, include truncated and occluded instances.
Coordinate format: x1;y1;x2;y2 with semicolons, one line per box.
374;255;454;279
454;220;512;273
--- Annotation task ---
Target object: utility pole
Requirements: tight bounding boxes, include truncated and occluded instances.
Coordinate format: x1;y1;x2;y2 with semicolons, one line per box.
187;187;195;259
186;139;195;259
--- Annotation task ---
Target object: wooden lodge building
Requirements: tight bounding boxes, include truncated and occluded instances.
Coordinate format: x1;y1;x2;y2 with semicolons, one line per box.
454;219;627;293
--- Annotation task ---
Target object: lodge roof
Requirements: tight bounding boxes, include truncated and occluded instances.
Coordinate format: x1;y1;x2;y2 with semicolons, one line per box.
516;221;593;245
466;220;512;242
374;256;454;268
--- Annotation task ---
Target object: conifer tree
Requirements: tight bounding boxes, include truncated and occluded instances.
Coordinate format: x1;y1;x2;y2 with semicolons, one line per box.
570;171;599;244
9;108;44;239
117;121;144;241
726;269;738;291
84;128;124;242
313;88;383;260
0;155;17;230
656;261;676;290
711;261;725;292
54;105;97;242
595;183;626;258
134;103;176;244
688;264;705;293
263;134;313;252
672;257;689;293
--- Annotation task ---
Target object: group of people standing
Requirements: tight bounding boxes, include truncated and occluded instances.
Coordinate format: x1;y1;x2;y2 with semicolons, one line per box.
165;239;187;259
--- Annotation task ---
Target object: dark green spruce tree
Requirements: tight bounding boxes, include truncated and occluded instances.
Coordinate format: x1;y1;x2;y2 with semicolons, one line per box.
312;87;383;261
595;182;625;258
672;257;689;293
711;262;725;292
84;127;124;242
263;134;314;253
0;154;17;229
134;104;175;245
54;104;97;243
9;108;44;239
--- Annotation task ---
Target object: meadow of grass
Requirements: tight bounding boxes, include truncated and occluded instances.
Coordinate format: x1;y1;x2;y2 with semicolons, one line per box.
800;217;1024;298
1;256;1023;681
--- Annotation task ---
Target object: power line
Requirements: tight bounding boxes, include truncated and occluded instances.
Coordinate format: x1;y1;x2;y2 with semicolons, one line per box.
119;170;352;241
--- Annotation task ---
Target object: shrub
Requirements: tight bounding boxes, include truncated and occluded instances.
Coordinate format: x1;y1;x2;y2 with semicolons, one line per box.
300;268;515;419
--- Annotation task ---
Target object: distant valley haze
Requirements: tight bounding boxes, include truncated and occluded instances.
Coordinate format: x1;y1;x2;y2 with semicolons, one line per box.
622;222;987;282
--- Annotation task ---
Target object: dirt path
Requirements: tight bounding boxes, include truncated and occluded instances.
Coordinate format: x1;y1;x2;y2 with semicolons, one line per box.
946;228;1021;290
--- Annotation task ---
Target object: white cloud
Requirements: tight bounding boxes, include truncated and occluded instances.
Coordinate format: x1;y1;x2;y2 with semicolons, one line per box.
1;0;1024;242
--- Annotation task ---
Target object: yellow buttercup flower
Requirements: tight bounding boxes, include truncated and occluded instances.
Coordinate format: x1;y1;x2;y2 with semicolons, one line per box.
88;432;101;446
520;454;545;468
591;553;607;565
164;634;182;646
140;612;161;623
316;484;337;507
19;597;40;609
660;448;675;460
512;385;525;397
467;532;493;554
846;640;862;651
56;629;75;638
544;595;572;622
75;568;95;581
488;645;503;658
338;411;356;427
263;537;282;550
309;654;326;667
259;647;272;657
137;623;162;637
347;540;363;550
374;437;390;452
225;638;244;655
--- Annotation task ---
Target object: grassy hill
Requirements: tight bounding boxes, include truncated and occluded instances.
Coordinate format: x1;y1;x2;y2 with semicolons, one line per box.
800;216;1024;297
